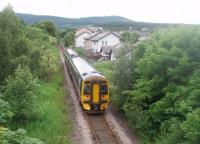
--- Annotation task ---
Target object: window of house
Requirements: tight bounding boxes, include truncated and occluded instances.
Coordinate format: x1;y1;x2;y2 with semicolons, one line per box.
102;41;104;45
105;41;107;45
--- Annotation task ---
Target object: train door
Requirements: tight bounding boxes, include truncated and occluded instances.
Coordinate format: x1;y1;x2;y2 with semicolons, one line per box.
92;83;100;104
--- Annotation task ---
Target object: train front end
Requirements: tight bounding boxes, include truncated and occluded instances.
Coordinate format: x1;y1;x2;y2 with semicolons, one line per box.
81;75;109;112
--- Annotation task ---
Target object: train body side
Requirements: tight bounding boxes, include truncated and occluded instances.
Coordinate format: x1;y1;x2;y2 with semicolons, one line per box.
64;49;81;95
64;48;109;112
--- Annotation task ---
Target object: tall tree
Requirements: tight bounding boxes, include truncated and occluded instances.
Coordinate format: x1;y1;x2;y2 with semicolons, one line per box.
121;31;139;44
37;20;57;37
0;6;20;83
112;43;136;108
64;31;74;47
40;49;57;81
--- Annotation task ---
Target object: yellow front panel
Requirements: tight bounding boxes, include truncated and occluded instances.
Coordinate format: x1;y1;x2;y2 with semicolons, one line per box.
93;84;99;103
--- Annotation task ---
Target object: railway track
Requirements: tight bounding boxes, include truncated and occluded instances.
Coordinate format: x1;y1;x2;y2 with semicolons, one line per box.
59;42;122;144
87;114;121;144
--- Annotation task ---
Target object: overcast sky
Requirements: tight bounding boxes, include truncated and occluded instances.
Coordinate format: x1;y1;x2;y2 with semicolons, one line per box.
0;0;200;24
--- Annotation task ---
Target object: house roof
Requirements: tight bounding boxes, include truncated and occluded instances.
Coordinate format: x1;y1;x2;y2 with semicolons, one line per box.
75;26;103;33
84;31;102;40
75;31;90;38
75;27;93;32
75;27;103;38
90;32;121;42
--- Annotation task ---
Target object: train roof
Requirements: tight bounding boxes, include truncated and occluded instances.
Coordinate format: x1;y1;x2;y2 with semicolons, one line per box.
66;49;78;58
72;57;105;80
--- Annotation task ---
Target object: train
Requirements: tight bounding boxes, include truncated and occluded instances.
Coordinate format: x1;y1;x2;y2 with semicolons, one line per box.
64;48;109;112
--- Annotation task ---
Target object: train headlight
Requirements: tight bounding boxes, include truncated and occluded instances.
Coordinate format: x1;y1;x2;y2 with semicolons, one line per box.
101;95;106;98
84;95;90;100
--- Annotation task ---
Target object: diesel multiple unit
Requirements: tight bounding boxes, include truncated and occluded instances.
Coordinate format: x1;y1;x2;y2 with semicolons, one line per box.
64;49;109;112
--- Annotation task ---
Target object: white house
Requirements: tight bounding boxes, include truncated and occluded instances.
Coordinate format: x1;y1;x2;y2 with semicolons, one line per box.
75;27;102;48
84;32;121;53
75;27;93;47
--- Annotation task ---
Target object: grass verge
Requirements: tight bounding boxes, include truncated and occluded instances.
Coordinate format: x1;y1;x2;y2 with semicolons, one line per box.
25;47;72;144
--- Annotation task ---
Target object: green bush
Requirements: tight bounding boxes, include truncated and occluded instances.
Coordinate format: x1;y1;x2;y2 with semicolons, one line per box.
39;49;57;81
0;94;13;125
0;6;20;83
74;47;85;57
37;20;57;37
0;128;44;144
3;66;39;123
93;61;118;104
105;26;200;143
0;6;71;143
112;44;137;109
64;31;74;47
121;31;139;44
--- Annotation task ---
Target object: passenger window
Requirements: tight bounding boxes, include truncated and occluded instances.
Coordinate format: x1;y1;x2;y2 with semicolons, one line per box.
84;84;91;95
101;84;108;94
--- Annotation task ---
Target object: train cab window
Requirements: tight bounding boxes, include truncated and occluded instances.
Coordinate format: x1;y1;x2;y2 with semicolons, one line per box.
101;84;108;94
84;84;91;95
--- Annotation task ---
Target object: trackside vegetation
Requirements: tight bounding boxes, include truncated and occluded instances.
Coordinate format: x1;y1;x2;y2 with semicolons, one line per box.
25;59;71;144
0;6;71;143
94;26;200;144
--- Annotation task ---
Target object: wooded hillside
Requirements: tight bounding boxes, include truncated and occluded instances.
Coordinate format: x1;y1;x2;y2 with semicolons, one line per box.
16;13;172;30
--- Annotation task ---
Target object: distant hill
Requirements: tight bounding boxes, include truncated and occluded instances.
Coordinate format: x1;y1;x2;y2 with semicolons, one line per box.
16;13;172;30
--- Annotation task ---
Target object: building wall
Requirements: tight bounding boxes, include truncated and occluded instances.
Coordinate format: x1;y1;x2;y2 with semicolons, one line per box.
91;41;98;52
84;40;89;49
111;53;115;61
75;32;90;47
95;34;121;52
84;40;92;50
